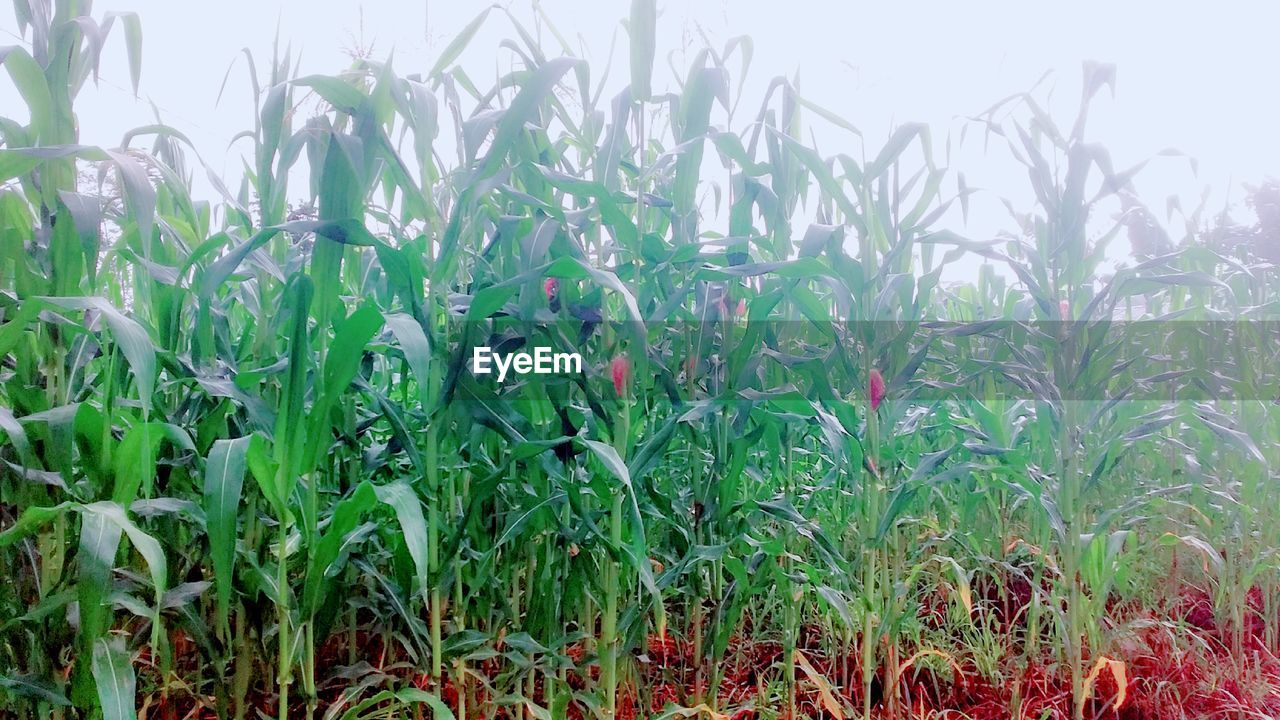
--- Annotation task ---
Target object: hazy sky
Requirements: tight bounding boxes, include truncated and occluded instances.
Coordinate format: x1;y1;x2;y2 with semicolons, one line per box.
3;1;1279;270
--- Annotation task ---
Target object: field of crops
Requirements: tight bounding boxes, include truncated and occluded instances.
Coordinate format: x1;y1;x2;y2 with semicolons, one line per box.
4;1;1280;719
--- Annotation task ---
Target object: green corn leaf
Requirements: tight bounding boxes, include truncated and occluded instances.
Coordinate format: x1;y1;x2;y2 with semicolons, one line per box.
80;502;168;645
373;481;430;599
428;7;492;83
77;504;123;675
40;297;156;416
203;436;252;636
303;303;384;473
0;47;53;139
480;56;579;178
628;0;656;101
301;482;377;615
295;75;365;114
0;673;71;707
90;638;136;720
384;312;433;405
273;273;313;496
112;423;195;506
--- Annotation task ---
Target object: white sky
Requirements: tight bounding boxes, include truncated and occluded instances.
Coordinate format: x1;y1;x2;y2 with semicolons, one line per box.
4;1;1279;275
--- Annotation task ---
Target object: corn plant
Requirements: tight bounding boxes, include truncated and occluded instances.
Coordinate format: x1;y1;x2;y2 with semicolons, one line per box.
3;2;1280;720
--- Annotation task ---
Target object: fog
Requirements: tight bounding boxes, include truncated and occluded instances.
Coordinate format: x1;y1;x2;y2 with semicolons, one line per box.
4;1;1278;275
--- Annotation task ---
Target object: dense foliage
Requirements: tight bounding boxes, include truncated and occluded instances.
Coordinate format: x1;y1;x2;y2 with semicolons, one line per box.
3;2;1280;719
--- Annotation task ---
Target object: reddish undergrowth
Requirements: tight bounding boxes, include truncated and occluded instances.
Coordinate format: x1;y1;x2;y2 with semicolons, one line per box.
142;583;1280;719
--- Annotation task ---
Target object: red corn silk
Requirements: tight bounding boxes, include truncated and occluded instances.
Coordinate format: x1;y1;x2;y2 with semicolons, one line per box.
611;356;631;397
869;368;886;411
544;277;562;312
